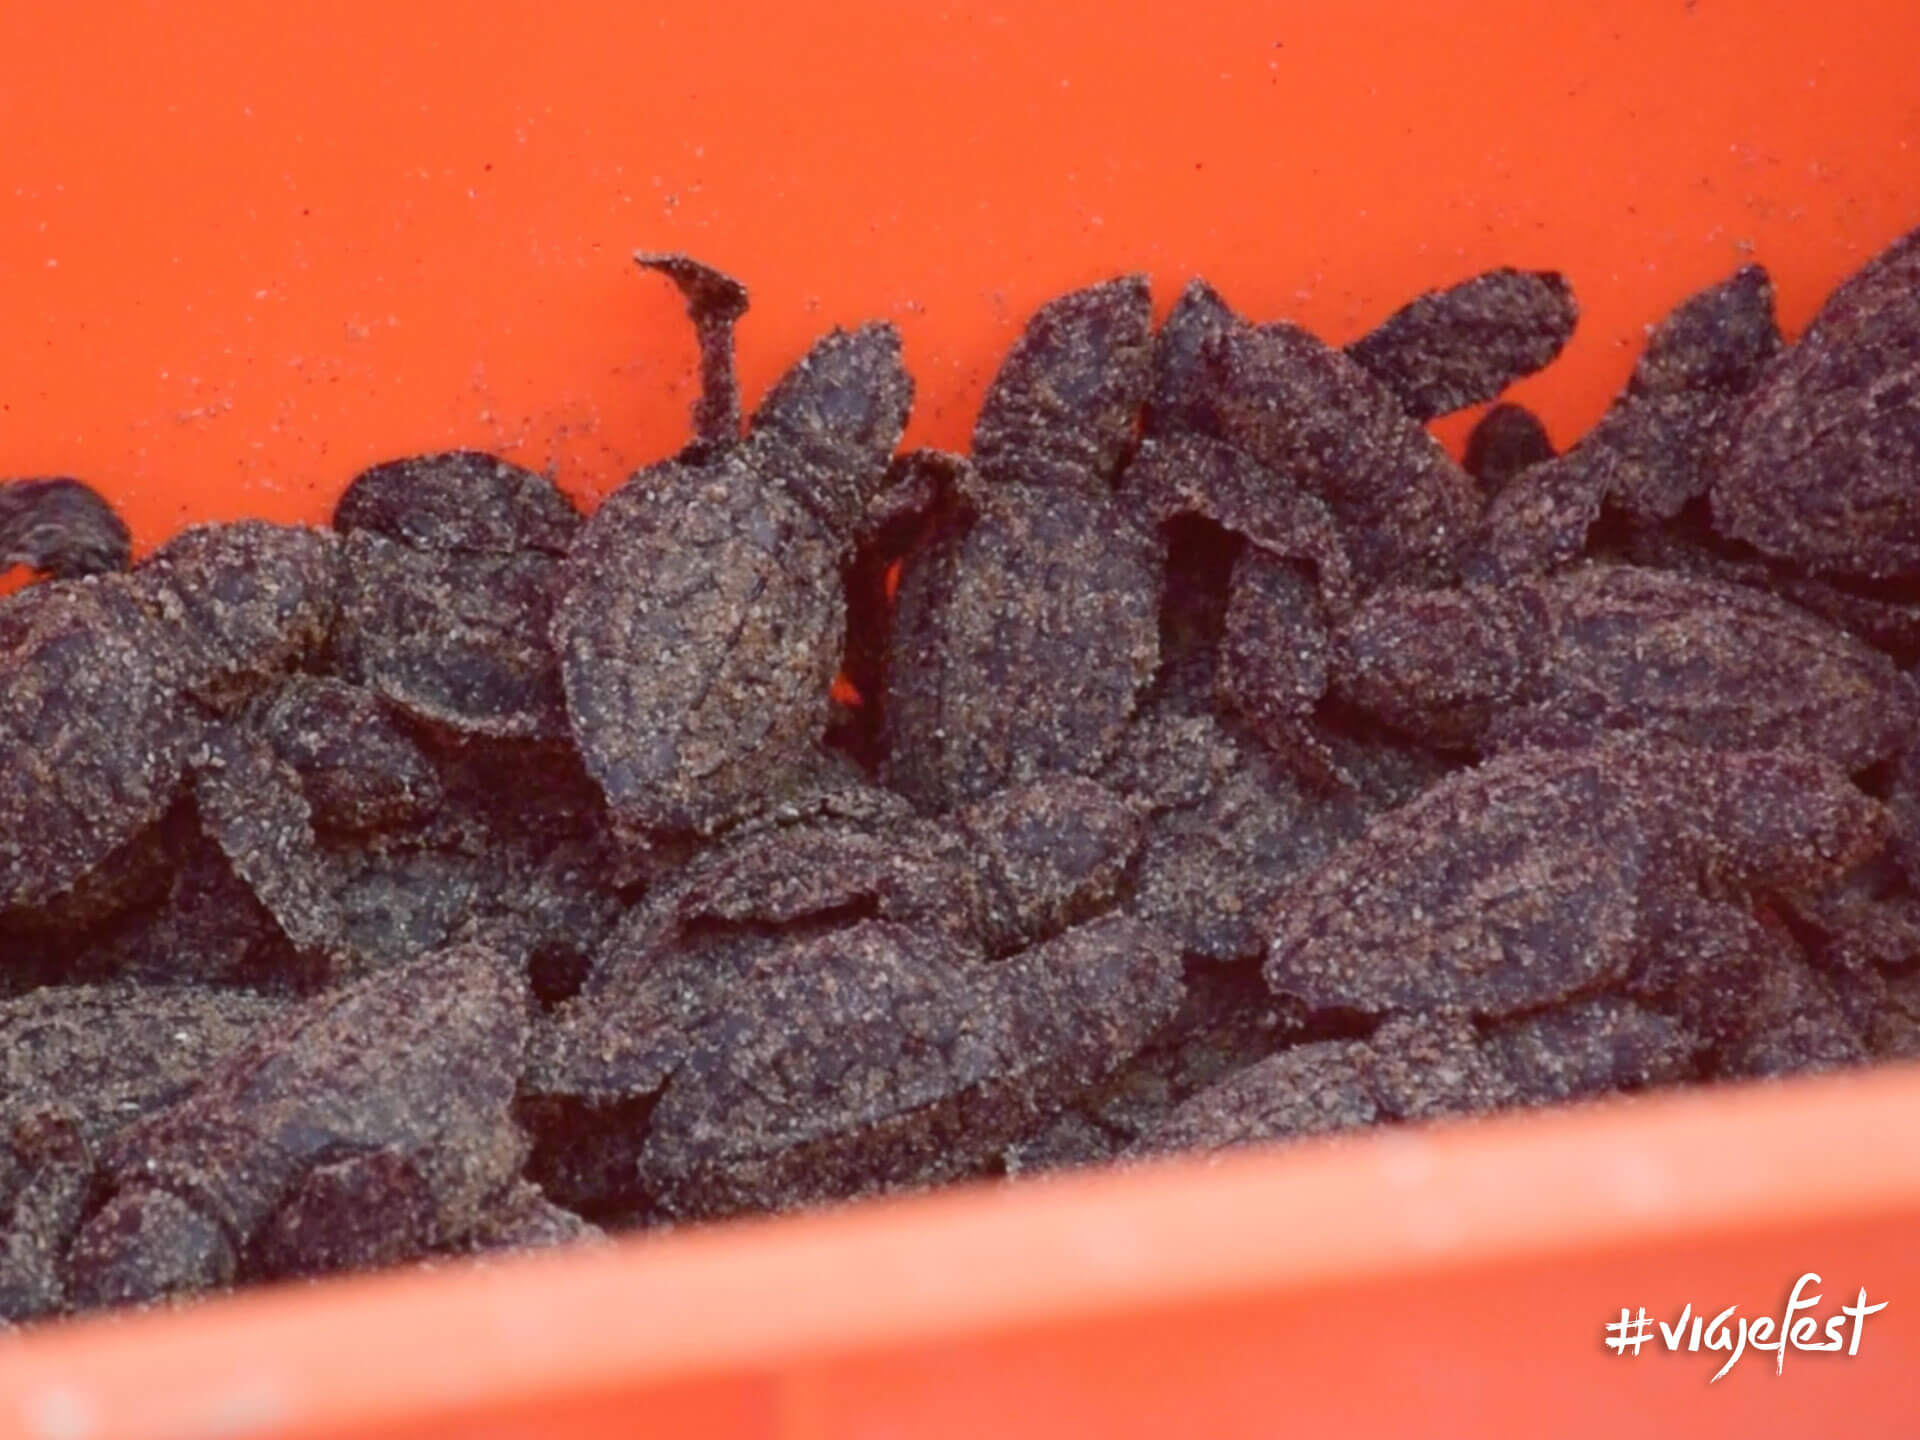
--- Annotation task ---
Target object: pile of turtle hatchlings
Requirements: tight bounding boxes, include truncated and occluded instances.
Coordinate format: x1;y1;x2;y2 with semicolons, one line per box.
5;226;1920;1325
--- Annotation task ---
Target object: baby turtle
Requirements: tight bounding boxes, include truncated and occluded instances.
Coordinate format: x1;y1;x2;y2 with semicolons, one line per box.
189;720;352;971
1118;425;1358;784
0;576;201;918
1468;264;1783;583
331;450;581;740
0;477;131;579
2;985;289;1321
1264;740;1889;1020
1712;225;1920;580
1104;705;1442;962
250;674;444;835
884;276;1161;810
1;1107;94;1322
0;522;338;921
555;255;913;837
1463;403;1556;497
634;914;1183;1219
1481;997;1699;1104
2;984;289;1156
1123;277;1488;779
144;521;341;711
1627;899;1867;1081
521;787;1153;1217
1133;1017;1520;1157
1329;563;1916;769
63;940;531;1307
527;774;1143;1105
1147;278;1481;590
1344;268;1578;422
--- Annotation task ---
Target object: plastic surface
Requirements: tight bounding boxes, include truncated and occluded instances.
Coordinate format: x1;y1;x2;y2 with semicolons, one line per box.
4;2;1920;1435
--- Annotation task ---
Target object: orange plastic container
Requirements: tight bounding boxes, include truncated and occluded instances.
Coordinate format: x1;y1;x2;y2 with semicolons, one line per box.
4;2;1920;1434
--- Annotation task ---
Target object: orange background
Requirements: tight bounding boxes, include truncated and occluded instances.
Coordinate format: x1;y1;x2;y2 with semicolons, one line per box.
3;0;1918;561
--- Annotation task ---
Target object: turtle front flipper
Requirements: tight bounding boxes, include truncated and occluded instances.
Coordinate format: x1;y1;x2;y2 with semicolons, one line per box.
635;251;752;457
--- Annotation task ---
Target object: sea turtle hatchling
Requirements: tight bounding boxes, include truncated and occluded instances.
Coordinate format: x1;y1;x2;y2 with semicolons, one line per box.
1343;267;1578;423
532;772;1145;1088
1464;260;1783;584
61;941;532;1308
520;781;1155;1216
631;914;1183;1220
329;450;582;741
1327;563;1917;769
883;276;1162;810
1117;275;1489;782
1711;224;1920;582
1143;276;1482;592
555;254;914;837
0;522;338;924
1264;739;1890;1021
0;477;131;580
1;984;290;1321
